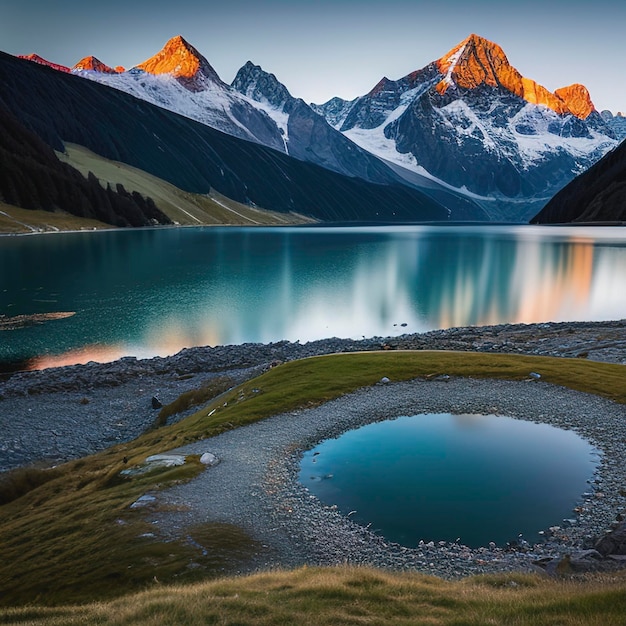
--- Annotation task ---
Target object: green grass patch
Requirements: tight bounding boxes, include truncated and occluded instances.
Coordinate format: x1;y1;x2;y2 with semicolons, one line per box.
0;351;624;608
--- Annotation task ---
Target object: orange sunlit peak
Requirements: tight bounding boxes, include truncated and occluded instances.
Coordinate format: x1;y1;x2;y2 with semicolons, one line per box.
434;33;593;119
132;34;224;91
18;53;71;73
554;84;596;119
136;35;202;78
73;55;120;74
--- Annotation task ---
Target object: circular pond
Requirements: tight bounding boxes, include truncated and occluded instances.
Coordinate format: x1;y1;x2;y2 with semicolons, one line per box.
299;413;598;548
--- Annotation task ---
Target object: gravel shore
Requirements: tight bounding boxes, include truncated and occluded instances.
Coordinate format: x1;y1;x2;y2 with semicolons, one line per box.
1;320;625;578
148;377;626;579
2;319;625;473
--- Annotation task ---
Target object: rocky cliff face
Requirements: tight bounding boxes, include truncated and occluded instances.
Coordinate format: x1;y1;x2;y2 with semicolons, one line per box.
231;61;406;183
601;110;626;140
232;61;293;110
434;35;570;114
554;84;595;119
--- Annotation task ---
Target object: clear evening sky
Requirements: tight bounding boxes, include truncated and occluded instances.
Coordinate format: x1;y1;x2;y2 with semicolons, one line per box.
2;0;625;112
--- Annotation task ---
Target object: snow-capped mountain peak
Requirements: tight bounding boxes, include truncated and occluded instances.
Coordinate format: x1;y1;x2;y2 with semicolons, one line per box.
312;33;616;220
232;61;294;111
434;33;574;116
134;35;224;91
73;56;122;74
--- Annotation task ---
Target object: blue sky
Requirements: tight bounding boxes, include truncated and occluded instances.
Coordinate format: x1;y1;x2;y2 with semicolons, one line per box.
2;0;625;111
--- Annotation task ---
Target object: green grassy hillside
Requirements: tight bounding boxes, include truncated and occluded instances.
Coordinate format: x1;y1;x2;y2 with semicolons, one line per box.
57;143;316;227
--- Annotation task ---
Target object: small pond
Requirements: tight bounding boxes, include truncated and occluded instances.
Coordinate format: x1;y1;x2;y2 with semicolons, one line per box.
299;413;598;548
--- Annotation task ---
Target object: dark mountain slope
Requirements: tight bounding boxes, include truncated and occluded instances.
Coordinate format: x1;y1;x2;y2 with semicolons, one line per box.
0;106;170;227
0;52;462;223
531;143;626;223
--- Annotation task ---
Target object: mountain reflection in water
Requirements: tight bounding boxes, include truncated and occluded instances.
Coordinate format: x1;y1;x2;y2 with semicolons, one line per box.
1;225;625;368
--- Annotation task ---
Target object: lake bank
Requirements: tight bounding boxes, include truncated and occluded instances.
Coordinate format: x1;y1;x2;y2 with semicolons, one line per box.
2;320;624;472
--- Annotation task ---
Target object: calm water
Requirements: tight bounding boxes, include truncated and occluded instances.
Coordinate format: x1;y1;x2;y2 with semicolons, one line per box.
299;413;598;548
1;225;625;368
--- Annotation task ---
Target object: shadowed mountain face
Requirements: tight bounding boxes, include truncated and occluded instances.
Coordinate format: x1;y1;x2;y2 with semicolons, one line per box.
531;141;626;224
0;52;474;223
230;61;486;218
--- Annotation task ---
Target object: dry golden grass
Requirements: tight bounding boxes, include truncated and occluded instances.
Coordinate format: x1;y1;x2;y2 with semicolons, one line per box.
1;567;626;625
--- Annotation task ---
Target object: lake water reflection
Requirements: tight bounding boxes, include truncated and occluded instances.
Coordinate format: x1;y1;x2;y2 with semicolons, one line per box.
1;225;625;368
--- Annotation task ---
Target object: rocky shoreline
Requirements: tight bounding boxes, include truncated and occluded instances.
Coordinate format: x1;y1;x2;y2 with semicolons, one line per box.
1;320;625;578
1;319;624;472
148;377;626;579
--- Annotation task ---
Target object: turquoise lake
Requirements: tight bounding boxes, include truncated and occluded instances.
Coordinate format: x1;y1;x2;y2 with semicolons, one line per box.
1;224;625;368
299;413;599;548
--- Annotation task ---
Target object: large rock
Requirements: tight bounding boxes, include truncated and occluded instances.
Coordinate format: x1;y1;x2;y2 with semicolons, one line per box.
595;520;626;556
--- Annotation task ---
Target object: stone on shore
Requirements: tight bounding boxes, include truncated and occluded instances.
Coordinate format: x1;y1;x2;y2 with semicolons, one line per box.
200;452;219;467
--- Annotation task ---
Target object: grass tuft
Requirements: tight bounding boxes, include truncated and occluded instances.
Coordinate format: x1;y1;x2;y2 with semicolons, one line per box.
153;375;236;427
0;465;64;506
3;567;626;625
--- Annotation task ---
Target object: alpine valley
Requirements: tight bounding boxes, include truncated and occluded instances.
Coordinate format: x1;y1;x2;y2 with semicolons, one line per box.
2;33;624;226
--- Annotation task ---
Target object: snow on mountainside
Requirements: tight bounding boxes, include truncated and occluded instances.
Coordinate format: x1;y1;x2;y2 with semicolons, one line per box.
72;36;287;152
314;34;617;220
15;34;618;221
230;61;405;184
230;61;489;216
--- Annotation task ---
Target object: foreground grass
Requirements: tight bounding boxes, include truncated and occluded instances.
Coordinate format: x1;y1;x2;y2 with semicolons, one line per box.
58;143;315;227
0;351;624;609
2;567;626;625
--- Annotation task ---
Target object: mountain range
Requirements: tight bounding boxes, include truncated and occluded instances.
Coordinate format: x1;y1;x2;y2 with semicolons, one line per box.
313;34;618;220
5;34;625;225
0;50;460;227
